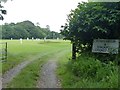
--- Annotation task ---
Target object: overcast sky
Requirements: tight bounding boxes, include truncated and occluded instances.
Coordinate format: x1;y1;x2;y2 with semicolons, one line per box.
1;0;88;32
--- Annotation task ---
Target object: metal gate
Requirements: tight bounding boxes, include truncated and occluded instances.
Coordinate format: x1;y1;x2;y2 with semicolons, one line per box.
0;42;7;61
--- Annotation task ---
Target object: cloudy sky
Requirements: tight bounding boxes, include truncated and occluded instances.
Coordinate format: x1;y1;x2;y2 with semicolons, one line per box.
1;0;88;32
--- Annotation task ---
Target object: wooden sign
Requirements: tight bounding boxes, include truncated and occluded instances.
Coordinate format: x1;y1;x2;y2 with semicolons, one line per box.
92;39;119;54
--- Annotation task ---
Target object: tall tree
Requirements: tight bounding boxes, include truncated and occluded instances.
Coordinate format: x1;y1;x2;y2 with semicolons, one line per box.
2;20;62;39
61;2;120;53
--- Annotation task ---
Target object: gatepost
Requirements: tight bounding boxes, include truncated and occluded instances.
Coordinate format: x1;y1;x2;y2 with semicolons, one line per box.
72;42;76;60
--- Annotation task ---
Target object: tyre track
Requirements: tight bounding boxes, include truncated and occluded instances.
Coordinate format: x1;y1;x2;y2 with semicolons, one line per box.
36;50;69;88
2;49;62;88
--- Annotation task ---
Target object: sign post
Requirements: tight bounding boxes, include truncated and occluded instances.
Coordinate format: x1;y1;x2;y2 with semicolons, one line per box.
92;39;119;54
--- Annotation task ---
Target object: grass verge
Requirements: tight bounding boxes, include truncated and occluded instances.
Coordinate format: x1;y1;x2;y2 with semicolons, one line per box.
57;53;119;88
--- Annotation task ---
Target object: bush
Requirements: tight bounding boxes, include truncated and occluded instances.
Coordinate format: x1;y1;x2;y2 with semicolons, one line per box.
71;57;101;78
69;54;118;88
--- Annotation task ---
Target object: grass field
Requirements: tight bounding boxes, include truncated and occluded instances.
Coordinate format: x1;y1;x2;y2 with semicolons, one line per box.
0;39;71;74
0;39;71;88
1;39;118;88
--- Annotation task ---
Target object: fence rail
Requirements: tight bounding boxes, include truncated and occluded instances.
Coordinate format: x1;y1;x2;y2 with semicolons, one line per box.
0;42;7;61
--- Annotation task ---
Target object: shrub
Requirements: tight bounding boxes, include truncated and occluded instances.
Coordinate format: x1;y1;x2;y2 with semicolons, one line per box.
71;56;102;78
69;54;118;88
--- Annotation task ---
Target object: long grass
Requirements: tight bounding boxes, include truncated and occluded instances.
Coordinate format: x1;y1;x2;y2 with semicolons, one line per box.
57;53;119;88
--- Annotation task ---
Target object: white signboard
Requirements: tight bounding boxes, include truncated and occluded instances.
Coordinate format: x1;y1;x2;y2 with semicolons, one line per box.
92;39;119;54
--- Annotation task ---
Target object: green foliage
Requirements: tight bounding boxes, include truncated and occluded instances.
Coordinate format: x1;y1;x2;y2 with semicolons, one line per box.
57;53;118;88
71;56;118;88
1;20;62;39
61;2;120;53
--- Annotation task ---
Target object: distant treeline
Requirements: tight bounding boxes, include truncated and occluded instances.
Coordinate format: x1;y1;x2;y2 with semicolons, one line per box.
1;20;63;39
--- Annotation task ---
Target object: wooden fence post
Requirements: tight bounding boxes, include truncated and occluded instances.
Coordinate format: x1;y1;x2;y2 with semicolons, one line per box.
5;42;7;60
72;42;76;60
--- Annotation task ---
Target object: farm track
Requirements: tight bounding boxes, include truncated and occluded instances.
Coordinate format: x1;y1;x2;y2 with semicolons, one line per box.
36;50;68;88
2;49;64;88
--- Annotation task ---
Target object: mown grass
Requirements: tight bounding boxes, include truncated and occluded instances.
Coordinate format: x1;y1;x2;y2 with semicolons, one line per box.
6;40;71;88
7;51;68;88
57;53;119;88
0;39;71;88
1;39;71;73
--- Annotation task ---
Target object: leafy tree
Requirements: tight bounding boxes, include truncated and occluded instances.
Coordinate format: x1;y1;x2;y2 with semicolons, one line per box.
2;20;62;39
2;23;15;39
61;2;120;53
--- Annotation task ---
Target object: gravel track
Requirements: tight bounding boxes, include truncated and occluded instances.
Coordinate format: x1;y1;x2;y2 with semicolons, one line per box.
2;60;32;88
2;52;52;88
36;50;68;88
36;60;60;88
1;49;69;88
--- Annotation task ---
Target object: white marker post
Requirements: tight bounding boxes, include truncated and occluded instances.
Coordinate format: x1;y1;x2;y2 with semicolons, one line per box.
44;37;46;42
57;38;59;40
27;38;29;40
32;37;34;41
11;38;13;40
20;38;23;44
